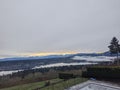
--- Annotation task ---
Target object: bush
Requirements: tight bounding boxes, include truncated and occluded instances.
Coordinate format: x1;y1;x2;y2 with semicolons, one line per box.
82;66;120;79
59;73;75;80
44;81;50;86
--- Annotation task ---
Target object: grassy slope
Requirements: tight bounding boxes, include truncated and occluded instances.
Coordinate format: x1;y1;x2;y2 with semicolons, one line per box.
41;78;88;90
0;69;82;89
0;78;62;90
0;78;87;90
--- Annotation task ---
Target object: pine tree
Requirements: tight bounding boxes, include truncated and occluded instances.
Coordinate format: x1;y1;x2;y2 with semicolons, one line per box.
108;37;120;65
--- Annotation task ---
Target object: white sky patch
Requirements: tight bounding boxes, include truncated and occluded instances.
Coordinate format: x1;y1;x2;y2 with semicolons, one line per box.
0;0;120;57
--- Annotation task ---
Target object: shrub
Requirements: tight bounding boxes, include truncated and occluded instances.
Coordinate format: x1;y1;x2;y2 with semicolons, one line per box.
58;73;75;80
82;66;120;79
44;81;50;86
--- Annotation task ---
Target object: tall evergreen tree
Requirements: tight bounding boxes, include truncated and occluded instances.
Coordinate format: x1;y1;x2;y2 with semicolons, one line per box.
108;37;120;64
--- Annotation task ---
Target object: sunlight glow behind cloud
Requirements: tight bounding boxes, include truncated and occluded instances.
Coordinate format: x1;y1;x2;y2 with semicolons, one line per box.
0;0;120;58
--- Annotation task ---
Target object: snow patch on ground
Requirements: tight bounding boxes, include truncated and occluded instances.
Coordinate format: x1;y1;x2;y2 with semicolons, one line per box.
67;80;120;90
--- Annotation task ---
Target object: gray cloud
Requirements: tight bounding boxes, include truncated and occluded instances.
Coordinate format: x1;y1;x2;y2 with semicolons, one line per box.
0;0;120;57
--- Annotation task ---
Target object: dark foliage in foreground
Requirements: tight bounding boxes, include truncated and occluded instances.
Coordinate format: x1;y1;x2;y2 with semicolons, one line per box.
82;66;120;79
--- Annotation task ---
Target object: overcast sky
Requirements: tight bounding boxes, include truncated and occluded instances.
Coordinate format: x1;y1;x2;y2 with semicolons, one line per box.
0;0;120;58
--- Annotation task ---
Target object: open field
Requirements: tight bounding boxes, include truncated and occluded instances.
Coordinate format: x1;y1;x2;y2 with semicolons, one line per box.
0;78;88;90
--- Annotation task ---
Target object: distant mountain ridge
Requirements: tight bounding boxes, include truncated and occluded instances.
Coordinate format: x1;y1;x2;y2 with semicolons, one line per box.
0;54;72;62
0;51;119;62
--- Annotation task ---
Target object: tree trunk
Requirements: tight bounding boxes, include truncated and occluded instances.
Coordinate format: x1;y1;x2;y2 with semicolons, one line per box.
117;53;119;65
